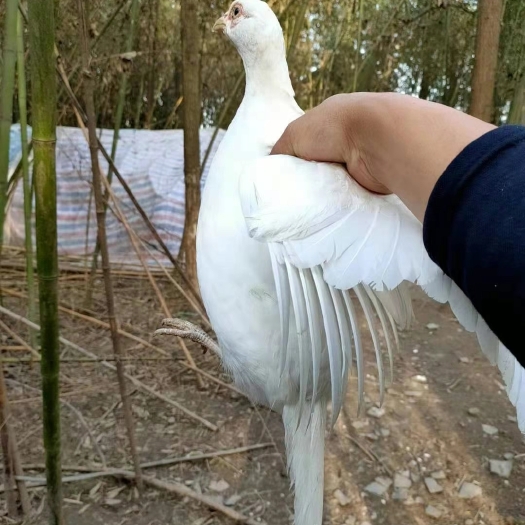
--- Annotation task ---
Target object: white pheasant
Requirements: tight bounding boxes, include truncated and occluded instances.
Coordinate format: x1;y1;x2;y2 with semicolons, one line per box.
157;1;525;524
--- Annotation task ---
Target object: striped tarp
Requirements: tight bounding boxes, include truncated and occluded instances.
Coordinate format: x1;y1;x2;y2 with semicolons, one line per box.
6;125;225;267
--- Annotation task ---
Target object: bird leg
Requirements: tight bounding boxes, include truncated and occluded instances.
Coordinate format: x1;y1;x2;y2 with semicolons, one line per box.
155;318;221;355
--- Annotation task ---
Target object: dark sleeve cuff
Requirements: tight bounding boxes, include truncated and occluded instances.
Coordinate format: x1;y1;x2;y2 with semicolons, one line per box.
423;125;525;365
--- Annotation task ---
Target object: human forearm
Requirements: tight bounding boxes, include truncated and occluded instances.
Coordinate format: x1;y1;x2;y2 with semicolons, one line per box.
272;93;496;221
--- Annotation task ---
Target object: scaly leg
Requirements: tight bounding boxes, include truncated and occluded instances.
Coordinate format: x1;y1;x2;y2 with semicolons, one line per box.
155;318;221;355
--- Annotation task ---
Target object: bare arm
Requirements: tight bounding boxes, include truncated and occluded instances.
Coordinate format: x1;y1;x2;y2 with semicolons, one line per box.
271;93;495;222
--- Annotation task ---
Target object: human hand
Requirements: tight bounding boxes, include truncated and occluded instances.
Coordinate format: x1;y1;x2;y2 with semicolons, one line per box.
271;93;495;222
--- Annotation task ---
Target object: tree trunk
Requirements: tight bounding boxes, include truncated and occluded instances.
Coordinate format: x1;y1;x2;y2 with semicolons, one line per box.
469;0;504;122
180;0;202;289
508;72;525;125
27;0;65;522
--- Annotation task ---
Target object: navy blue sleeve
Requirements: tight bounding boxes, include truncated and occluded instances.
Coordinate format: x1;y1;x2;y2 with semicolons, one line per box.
423;125;525;368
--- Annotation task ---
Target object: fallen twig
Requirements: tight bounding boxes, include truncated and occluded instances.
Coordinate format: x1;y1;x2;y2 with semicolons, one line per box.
9;470;264;525
0;318;40;360
15;443;273;474
2;287;245;398
6;378;107;468
0;306;217;431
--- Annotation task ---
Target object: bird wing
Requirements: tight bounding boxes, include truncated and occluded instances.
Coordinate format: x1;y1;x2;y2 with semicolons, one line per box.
239;154;525;432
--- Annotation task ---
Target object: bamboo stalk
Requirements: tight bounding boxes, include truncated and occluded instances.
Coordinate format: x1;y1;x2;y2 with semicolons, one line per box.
66;101;206;390
352;0;365;93
84;0;141;309
286;0;309;59
0;0;19;260
17;9;37;349
27;0;64;521
76;0;143;490
180;0;202;289
98;169;206;389
54;62;206;311
0;364;18;518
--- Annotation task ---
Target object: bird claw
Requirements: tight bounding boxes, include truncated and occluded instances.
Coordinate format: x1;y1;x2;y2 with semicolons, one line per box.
154;318;220;356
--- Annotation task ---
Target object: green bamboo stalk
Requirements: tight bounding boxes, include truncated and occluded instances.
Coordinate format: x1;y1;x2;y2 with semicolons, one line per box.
27;0;64;523
84;0;140;309
108;0;140;181
286;0;309;59
352;0;365;93
17;9;37;348
0;0;19;255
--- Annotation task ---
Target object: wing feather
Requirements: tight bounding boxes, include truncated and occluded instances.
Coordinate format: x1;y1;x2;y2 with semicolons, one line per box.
241;154;524;434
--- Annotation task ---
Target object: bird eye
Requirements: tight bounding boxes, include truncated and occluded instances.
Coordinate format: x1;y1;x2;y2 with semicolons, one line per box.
232;5;241;17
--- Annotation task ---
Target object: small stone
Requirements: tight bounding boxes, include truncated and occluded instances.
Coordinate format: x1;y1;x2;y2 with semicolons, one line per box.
380;428;391;437
411;471;421;483
504;453;514;460
364;433;378;441
394;473;412;489
426;323;439;330
431;470;447;480
459;357;470;363
352;420;369;430
424;477;444;494
367;406;386;419
468;407;480;416
465;520;474;525
209;479;230;492
392;487;409;501
344;516;357;525
104;499;121;507
413;375;428;383
404;496;424;506
482;424;499;436
489;459;513;478
364;477;392;497
425;505;443;519
508;415;517;423
458;482;482;499
333;489;351;506
224;494;242;506
405;390;423;397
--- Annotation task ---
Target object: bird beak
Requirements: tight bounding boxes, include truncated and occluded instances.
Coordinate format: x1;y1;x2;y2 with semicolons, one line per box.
213;15;227;34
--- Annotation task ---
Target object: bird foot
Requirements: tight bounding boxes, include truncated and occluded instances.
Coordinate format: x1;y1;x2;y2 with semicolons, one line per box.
155;318;221;355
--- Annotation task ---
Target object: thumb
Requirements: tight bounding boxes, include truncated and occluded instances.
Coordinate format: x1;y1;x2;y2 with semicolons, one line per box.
270;123;297;156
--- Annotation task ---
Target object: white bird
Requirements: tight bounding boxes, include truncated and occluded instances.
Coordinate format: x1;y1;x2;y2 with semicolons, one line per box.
157;2;525;523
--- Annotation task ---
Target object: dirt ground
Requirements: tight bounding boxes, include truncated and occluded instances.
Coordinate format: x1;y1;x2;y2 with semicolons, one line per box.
1;263;524;525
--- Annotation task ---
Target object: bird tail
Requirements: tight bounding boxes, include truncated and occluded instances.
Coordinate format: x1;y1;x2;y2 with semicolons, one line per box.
283;399;327;525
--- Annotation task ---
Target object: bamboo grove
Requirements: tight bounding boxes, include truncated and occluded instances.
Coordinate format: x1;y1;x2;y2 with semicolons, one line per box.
2;0;525;134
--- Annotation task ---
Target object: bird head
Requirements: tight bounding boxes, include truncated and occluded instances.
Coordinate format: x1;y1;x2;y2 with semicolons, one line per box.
212;0;284;56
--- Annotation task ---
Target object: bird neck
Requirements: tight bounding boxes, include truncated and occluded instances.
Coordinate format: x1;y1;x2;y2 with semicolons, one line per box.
241;40;295;99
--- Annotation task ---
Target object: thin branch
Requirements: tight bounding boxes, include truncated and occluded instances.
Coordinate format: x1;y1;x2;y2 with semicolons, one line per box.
77;0;143;488
5;378;106;468
10;470;265;525
0;305;218;431
16;443;272;473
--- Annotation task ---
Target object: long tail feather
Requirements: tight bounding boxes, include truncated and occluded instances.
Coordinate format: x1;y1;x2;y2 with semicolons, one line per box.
283;400;327;525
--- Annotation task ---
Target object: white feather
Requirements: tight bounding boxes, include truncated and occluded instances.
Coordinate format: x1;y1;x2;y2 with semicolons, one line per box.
197;4;525;525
